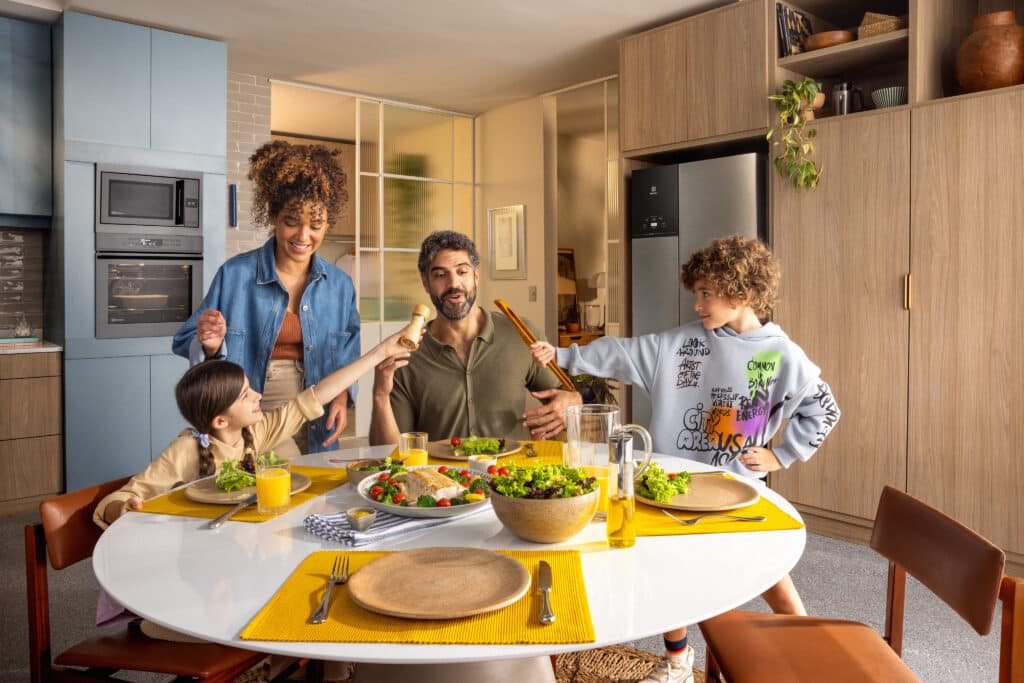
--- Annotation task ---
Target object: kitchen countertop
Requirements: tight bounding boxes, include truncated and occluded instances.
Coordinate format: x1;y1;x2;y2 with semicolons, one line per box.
0;341;63;355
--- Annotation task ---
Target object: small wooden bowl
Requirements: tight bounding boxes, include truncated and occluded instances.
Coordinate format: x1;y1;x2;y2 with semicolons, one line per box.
489;488;599;543
346;459;386;487
804;30;854;51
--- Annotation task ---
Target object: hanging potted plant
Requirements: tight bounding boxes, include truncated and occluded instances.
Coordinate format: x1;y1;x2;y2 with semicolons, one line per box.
767;77;824;190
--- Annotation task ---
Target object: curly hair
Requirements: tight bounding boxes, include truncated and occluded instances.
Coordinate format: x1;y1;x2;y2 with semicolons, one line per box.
680;235;780;318
417;230;480;277
247;140;348;227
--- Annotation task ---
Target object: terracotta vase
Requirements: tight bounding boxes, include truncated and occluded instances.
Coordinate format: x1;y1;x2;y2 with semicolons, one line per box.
956;11;1024;93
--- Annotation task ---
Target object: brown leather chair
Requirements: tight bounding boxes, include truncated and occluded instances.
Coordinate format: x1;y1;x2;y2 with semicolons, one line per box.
25;476;268;682
699;486;1024;682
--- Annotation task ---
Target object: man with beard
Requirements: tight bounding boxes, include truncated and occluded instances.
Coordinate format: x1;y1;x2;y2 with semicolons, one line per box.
369;230;581;446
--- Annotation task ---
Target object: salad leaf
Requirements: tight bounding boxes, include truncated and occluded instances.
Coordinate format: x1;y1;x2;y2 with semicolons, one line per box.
215;459;256;492
458;436;504;456
636;463;691;503
355;456;407;474
489;464;597;499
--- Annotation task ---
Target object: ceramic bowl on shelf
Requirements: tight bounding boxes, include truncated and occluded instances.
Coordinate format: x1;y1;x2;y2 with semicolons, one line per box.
871;86;908;108
804;30;854;51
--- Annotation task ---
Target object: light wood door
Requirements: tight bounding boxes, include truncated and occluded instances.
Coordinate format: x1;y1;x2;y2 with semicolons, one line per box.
909;89;1024;555
619;23;687;151
771;109;911;521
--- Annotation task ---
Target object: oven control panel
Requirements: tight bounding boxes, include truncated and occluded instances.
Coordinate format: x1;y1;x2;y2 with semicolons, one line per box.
96;232;203;255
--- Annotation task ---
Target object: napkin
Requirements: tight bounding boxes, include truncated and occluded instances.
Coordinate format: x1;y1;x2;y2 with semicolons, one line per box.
303;505;490;546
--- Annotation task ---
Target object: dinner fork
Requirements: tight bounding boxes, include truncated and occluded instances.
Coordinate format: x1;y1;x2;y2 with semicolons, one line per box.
661;510;767;526
309;555;349;624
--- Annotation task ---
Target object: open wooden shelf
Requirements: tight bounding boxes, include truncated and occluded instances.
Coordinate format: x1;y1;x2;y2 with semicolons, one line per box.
778;28;908;78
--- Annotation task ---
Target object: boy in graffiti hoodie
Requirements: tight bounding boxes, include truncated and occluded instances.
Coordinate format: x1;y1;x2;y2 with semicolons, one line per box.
531;234;840;683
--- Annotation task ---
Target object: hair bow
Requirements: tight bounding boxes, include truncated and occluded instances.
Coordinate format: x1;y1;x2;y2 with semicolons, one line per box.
190;430;211;448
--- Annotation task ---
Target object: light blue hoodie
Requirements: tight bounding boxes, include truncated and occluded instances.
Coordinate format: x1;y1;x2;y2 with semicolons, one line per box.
557;321;839;477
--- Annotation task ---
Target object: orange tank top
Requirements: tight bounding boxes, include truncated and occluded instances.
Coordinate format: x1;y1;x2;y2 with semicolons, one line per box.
271;311;304;360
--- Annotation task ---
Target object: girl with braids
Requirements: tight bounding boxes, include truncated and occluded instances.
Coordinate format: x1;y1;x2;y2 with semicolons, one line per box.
94;329;411;528
173;140;359;457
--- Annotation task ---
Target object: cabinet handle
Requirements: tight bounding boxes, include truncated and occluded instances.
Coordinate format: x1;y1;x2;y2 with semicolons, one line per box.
903;273;912;311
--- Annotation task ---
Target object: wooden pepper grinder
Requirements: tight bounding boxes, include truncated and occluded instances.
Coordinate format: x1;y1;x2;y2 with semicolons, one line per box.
399;304;431;349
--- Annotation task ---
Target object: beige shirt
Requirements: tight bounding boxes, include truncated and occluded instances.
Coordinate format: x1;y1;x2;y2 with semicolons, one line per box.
93;387;324;529
389;310;561;441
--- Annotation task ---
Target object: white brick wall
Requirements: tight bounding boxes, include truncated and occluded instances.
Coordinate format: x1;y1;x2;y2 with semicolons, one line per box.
226;71;272;257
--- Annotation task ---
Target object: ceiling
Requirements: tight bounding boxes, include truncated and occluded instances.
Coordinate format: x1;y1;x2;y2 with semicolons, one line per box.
1;0;732;114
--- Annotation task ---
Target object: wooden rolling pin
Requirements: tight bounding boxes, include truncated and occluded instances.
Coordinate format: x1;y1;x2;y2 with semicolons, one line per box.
493;299;575;391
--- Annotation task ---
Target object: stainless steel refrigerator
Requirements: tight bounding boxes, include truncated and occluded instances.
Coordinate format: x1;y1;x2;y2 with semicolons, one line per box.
629;153;766;427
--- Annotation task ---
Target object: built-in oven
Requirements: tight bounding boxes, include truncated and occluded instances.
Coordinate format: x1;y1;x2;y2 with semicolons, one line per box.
95;232;203;339
96;164;202;237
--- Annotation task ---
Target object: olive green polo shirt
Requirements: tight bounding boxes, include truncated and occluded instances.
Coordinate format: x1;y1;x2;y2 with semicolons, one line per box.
390;310;562;441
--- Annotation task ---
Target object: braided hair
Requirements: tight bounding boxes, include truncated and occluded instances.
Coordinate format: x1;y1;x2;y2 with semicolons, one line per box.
175;360;256;476
247;140;348;228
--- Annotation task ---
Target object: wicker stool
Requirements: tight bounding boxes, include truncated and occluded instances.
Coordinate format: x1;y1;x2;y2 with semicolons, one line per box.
555;646;705;683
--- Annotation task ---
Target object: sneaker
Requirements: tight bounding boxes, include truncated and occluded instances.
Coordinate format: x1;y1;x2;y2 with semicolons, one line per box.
640;648;695;683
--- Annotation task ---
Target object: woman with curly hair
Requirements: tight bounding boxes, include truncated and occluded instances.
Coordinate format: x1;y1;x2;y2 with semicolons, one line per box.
173;140;360;455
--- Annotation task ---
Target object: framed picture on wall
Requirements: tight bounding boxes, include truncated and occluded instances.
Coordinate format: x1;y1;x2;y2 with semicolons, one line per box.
488;205;526;279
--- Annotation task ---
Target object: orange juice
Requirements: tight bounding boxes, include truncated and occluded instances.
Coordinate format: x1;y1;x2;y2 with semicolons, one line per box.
399;448;429;466
255;467;291;515
583;465;609;513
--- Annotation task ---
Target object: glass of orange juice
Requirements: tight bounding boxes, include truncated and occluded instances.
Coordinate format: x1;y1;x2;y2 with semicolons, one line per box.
583;465;609;516
399;432;429;466
255;453;291;516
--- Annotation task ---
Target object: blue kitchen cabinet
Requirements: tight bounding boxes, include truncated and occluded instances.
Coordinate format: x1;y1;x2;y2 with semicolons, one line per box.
151;29;227;157
65;355;151;491
0;17;52;217
59;12;150;148
150;354;188;457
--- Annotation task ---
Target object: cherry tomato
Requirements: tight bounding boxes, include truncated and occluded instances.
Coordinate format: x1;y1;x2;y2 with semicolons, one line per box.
668;472;678;479
498;467;510;476
437;498;452;507
438;465;449;474
369;485;384;500
460;469;472;479
450;436;462;447
393;492;407;504
377;472;390;481
487;465;499;475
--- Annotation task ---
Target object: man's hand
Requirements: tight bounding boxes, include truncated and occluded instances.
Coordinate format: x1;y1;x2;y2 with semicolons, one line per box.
372;354;410;399
321;390;349;448
738;446;782;473
197;309;226;357
103;497;142;525
523;388;583;440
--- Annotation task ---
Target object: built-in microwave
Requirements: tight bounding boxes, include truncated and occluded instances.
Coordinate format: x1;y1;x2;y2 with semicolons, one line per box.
96;164;202;237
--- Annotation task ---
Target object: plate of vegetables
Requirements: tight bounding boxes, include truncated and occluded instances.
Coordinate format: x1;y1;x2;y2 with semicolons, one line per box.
184;455;311;504
634;463;759;512
426;436;522;461
356;465;491;518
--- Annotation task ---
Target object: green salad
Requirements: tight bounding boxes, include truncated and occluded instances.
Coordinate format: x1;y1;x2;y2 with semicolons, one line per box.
215;459;256;492
635;463;691;503
453;435;505;456
355;456;407;475
489;463;597;499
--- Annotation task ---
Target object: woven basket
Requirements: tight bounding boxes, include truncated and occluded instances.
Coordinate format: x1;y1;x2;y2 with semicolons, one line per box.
555;646;705;683
859;12;906;38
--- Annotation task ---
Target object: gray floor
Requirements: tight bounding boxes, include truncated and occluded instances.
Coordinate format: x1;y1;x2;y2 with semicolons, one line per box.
1;509;1001;682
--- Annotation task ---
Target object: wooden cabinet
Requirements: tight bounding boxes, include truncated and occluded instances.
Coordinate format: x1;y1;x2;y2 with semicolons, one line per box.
558;332;604;348
0;352;62;511
908;88;1024;556
619;0;768;152
771;109;911;522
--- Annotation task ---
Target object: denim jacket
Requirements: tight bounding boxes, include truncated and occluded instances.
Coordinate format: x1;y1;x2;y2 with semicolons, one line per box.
172;238;361;452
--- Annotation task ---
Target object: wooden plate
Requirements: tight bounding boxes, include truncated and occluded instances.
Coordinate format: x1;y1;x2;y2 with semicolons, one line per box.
425;438;522;461
183;473;311;504
636;474;759;512
804;30;854;51
348;547;530;619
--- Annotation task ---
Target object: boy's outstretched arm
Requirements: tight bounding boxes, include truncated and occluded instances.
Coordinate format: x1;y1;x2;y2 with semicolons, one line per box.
529;341;557;367
769;380;841;469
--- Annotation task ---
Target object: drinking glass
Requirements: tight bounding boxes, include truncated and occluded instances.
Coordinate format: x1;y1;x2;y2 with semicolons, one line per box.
399;431;429;466
255;454;291;516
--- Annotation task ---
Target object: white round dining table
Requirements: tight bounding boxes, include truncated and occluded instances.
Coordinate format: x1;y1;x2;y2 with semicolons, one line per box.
92;446;805;665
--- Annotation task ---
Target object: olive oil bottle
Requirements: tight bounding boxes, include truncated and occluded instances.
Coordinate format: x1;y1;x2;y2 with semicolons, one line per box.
606;433;638;548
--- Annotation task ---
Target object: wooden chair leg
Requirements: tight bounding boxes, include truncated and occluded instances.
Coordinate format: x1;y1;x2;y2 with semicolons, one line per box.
305;659;325;682
706;647;724;682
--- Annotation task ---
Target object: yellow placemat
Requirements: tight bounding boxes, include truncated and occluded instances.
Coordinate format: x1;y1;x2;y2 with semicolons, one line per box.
393;439;565;466
240;549;595;644
138;466;347;522
634;488;804;536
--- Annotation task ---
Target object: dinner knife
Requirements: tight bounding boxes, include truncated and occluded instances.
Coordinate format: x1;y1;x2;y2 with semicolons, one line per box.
207;493;258;529
538;560;556;625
